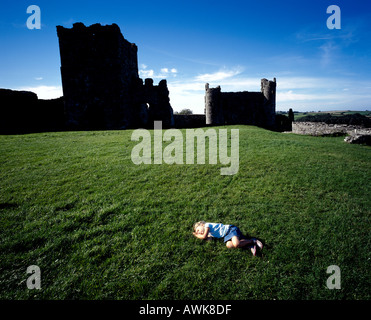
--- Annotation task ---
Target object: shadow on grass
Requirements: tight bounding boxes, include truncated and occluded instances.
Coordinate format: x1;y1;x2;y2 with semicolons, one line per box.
0;202;18;209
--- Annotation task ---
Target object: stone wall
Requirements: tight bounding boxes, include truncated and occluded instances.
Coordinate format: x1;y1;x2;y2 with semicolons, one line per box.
173;114;206;128
275;114;292;132
205;78;276;129
0;89;64;134
221;92;264;125
291;121;371;145
292;122;371;136
138;78;174;128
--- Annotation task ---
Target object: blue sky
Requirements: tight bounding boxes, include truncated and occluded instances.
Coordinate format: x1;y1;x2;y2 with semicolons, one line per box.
1;0;371;113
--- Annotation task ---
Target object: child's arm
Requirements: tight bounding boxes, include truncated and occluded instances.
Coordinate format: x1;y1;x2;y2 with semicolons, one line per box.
193;227;210;240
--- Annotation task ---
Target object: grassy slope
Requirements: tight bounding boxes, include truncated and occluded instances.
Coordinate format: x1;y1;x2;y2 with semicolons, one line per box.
0;126;370;299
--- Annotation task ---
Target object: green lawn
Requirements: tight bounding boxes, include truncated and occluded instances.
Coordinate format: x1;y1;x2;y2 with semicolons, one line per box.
0;126;370;299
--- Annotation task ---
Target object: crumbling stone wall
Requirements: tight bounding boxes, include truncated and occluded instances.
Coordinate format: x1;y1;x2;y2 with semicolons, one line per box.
57;22;174;130
140;78;174;128
205;78;276;129
0;89;38;133
292;121;371;145
291;122;371;136
0;89;64;134
173;114;206;128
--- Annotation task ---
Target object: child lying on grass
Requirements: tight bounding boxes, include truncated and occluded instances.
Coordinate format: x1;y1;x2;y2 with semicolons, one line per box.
193;221;263;256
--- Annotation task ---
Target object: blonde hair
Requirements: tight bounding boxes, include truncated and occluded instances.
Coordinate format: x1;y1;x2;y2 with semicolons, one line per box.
193;221;206;231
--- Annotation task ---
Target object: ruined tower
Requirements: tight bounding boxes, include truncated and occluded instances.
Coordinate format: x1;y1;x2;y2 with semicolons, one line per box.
57;23;139;129
56;22;174;130
261;78;277;128
204;78;276;128
205;84;223;125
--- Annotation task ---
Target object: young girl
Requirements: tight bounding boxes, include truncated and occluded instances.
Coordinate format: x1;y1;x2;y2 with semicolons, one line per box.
193;221;263;256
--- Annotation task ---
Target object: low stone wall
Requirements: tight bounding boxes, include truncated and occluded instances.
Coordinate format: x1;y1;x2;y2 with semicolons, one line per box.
173;114;206;128
291;122;371;145
292;122;371;136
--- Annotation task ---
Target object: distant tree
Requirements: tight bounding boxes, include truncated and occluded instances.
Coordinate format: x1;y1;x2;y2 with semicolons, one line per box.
178;108;193;115
288;108;294;122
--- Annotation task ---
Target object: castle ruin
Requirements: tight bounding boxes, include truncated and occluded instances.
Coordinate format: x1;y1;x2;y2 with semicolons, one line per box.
56;22;174;130
205;78;276;128
57;22;276;130
0;22;280;134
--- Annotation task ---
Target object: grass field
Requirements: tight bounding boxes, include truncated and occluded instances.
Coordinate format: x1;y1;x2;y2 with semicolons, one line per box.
0;125;370;300
294;110;371;121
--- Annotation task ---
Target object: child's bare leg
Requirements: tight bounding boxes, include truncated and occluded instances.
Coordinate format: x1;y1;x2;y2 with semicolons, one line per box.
226;236;257;255
231;236;254;248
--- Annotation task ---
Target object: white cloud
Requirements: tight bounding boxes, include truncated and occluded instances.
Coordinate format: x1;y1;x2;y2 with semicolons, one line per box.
17;85;63;99
34;77;43;81
319;41;339;67
277;77;326;90
167;79;205;113
275;83;371;111
139;69;154;78
195;68;243;82
277;90;315;101
160;67;178;74
139;65;178;79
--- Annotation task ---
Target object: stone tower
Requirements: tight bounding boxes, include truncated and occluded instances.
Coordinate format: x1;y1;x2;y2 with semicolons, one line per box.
261;78;276;128
57;23;139;129
205;83;223;125
57;22;174;130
